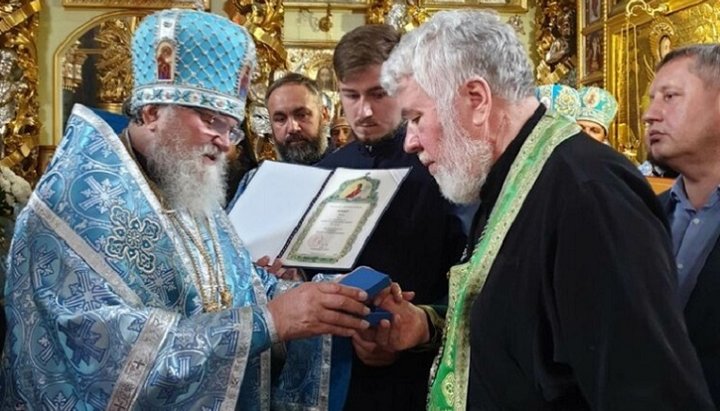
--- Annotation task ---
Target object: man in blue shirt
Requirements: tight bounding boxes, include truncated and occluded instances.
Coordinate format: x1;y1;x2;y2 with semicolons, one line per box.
644;43;720;406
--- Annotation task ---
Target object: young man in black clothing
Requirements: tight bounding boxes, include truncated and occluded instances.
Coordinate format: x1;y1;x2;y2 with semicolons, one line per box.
316;24;465;410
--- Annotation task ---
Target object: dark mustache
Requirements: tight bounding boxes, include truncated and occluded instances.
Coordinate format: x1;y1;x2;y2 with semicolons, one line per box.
286;133;310;144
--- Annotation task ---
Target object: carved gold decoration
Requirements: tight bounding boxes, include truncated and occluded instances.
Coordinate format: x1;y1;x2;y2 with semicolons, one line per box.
646;16;674;64
0;0;39;33
366;0;430;32
297;8;332;33
62;0;210;9
61;41;87;92
232;0;288;162
366;0;390;23
607;0;720;164
318;4;334;32
687;1;720;43
233;0;287;92
422;0;527;12
53;11;148;146
536;0;576;85
282;43;341;119
283;0;370;10
0;0;41;183
408;4;431;27
95;18;139;113
623;1;665;162
609;0;670;163
625;0;668;18
507;15;526;35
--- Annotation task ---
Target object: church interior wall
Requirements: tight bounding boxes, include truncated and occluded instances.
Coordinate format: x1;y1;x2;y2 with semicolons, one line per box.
1;0;534;181
36;0;536;145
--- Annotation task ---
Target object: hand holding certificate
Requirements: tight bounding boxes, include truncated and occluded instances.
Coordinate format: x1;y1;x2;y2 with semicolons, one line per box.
228;161;409;270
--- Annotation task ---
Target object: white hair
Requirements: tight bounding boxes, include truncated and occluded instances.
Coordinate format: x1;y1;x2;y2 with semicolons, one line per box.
146;107;228;217
381;10;535;115
431;108;494;204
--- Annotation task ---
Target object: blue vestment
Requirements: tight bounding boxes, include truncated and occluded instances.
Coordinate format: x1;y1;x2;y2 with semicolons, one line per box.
1;105;334;410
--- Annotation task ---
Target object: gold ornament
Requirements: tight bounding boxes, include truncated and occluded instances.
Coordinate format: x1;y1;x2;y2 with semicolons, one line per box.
232;0;288;163
366;0;429;33
95;17;139;114
0;0;41;183
535;0;576;85
168;212;233;313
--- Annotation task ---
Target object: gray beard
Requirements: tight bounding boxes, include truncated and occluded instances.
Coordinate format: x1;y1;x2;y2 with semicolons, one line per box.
276;133;327;165
146;132;228;217
433;118;493;205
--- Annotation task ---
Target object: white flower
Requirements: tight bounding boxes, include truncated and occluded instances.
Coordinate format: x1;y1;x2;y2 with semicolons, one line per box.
10;175;31;204
0;165;31;216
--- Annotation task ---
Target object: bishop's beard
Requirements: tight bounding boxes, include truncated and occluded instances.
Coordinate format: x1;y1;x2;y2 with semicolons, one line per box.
146;123;228;217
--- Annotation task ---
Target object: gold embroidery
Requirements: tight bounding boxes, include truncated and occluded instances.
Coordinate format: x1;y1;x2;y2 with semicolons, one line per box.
441;372;455;406
167;211;232;312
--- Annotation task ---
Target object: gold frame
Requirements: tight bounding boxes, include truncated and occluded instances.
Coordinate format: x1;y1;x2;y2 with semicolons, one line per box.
608;0;630;16
420;0;528;12
282;0;370;11
53;10;148;144
283;40;337;48
62;0;209;9
576;0;606;85
282;41;337;82
579;0;604;28
282;41;340;118
578;27;605;82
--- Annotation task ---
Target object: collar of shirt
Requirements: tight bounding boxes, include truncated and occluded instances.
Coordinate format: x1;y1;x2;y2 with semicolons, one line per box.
359;124;406;157
670;177;720;212
668;177;720;306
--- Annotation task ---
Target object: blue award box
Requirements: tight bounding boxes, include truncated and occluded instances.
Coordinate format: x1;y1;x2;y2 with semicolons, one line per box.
340;266;392;326
366;307;393;327
340;266;391;299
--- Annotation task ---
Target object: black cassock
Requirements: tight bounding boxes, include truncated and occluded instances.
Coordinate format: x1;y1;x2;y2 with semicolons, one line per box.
466;107;714;410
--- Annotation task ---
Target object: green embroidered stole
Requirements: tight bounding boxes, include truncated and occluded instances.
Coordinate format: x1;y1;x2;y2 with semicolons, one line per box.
428;113;580;410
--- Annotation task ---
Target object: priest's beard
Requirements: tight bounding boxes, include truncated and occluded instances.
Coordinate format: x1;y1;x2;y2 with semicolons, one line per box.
276;127;327;165
146;121;228;216
431;114;494;205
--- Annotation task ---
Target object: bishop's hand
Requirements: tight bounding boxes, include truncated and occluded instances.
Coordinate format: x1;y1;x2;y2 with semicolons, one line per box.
268;282;370;341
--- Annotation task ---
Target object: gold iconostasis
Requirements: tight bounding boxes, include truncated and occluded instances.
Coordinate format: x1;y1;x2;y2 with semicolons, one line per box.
2;0;720;184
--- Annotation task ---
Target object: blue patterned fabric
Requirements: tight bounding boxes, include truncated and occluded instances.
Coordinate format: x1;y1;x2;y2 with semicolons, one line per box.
1;105;334;410
130;9;255;123
577;86;618;133
535;84;580;119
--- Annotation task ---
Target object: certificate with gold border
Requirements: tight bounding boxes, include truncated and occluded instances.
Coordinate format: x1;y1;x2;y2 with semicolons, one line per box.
228;161;409;269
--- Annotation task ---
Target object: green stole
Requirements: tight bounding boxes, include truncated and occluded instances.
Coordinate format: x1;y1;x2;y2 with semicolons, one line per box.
428;113;580;410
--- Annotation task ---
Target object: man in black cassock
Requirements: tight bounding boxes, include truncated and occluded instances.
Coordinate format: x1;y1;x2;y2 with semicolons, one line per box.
372;10;715;410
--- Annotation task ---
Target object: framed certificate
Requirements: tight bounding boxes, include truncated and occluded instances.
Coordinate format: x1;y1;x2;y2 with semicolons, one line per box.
228;161;409;269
